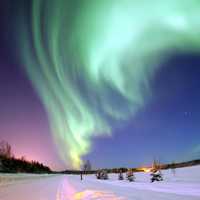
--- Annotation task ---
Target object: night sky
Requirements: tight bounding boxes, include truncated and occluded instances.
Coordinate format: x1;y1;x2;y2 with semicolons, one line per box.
0;0;200;170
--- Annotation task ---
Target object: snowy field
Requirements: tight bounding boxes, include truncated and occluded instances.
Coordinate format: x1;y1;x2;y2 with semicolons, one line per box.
0;173;53;187
0;165;200;200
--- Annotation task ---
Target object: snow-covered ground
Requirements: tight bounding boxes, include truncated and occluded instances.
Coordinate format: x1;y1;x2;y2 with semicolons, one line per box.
0;165;200;200
0;173;53;187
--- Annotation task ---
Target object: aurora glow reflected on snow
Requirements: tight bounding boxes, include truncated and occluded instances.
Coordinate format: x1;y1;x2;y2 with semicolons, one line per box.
19;0;200;168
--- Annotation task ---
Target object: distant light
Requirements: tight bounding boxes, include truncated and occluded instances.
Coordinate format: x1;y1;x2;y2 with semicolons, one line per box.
140;167;152;173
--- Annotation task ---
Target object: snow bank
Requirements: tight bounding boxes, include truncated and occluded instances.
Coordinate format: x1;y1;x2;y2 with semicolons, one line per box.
76;165;200;197
0;173;52;186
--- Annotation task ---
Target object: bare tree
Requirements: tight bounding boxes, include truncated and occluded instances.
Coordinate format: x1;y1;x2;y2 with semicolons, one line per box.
83;160;92;171
0;141;12;158
171;161;176;176
152;159;162;171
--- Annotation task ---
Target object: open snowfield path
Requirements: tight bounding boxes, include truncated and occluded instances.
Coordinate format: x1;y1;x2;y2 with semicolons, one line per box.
0;167;200;200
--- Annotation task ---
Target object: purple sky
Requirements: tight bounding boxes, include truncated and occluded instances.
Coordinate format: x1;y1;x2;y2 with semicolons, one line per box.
0;0;200;170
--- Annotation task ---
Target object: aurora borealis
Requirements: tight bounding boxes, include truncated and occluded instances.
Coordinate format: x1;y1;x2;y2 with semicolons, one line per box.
1;0;200;170
17;0;200;167
18;0;200;168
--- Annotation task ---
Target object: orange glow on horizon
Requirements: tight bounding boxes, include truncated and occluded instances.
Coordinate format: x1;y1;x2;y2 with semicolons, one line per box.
140;167;152;173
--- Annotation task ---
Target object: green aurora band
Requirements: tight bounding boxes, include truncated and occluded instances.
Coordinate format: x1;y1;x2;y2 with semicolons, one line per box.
20;0;200;168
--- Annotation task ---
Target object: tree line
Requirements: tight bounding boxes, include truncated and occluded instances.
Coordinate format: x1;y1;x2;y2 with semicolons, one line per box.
0;141;51;173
